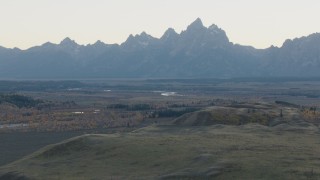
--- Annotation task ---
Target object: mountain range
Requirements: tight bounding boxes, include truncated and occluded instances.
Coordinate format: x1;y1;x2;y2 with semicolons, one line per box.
1;18;320;79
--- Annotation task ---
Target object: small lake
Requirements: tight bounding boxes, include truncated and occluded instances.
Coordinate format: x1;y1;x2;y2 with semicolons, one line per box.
153;91;183;97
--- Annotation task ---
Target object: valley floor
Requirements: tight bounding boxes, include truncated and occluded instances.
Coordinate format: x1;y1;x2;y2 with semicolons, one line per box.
1;79;320;179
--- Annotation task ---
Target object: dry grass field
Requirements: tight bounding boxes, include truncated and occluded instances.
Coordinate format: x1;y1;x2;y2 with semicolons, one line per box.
1;122;320;179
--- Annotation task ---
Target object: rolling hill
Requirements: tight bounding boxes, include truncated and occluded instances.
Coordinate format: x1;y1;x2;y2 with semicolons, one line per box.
1;124;319;179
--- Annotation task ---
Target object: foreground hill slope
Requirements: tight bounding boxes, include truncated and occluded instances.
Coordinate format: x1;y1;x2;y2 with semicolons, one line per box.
0;19;320;78
1;124;320;179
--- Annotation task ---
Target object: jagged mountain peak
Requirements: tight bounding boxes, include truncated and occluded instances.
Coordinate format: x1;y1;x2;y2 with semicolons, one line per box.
1;19;320;79
125;32;155;41
284;33;320;44
190;18;204;27
137;32;156;40
178;19;230;48
93;40;106;46
207;24;227;36
208;24;222;32
60;37;78;47
94;40;103;44
185;18;206;32
161;28;179;41
282;39;293;47
122;32;157;49
163;28;178;36
139;31;149;37
42;42;55;47
165;28;177;33
208;24;218;29
126;34;135;40
87;40;110;50
181;18;207;38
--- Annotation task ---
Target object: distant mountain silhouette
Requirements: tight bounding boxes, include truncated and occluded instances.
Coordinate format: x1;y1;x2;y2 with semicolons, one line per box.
0;18;320;79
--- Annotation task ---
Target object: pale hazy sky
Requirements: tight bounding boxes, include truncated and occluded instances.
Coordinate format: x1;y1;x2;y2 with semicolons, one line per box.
1;0;319;49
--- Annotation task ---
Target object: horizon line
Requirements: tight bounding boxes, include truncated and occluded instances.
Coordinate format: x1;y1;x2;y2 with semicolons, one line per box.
1;18;319;50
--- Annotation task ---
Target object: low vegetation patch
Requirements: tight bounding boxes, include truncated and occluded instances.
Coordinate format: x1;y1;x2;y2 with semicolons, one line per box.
173;107;276;126
0;94;43;108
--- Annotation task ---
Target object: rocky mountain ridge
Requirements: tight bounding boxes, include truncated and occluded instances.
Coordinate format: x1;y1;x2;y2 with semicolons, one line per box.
0;18;319;79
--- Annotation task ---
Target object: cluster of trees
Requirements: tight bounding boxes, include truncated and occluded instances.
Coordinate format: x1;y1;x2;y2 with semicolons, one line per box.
0;102;145;132
302;107;319;122
107;102;201;118
0;94;43;108
275;101;300;108
107;104;153;111
151;108;200;118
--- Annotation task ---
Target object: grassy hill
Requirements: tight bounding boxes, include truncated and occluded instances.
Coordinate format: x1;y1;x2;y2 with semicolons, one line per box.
1;123;320;179
173;103;302;127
